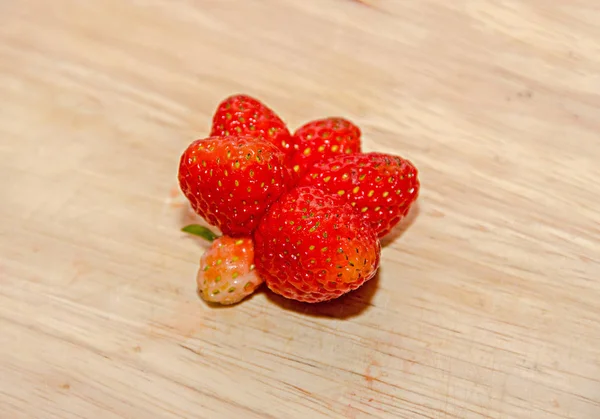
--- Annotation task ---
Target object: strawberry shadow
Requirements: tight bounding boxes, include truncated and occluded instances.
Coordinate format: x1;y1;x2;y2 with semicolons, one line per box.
263;269;380;319
379;201;421;248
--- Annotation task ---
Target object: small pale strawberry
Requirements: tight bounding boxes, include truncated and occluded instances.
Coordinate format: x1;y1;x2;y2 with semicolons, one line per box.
195;235;263;305
210;94;295;160
290;117;361;178
297;152;420;238
253;186;380;303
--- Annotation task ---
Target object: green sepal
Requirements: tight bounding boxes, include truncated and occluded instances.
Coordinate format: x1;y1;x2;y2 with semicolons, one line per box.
181;224;220;242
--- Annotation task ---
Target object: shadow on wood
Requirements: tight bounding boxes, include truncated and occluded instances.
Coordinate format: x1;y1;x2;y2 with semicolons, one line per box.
262;269;381;319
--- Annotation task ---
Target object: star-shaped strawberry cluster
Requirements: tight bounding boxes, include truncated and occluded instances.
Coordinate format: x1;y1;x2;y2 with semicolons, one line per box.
178;94;420;305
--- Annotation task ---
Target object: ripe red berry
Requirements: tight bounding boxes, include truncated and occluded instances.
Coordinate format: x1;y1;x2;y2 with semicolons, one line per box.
290;117;361;179
254;186;380;303
210;94;295;160
178;136;292;237
298;152;419;238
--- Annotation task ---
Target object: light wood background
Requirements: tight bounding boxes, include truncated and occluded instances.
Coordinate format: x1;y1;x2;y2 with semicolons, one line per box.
1;1;600;418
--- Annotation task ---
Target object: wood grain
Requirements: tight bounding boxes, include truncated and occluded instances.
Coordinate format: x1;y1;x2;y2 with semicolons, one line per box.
1;1;599;418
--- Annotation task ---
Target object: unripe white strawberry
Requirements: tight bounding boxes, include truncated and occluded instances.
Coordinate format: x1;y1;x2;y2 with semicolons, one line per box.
195;235;263;305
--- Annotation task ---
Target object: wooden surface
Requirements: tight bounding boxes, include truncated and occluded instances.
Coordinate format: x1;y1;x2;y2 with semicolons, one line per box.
1;1;600;418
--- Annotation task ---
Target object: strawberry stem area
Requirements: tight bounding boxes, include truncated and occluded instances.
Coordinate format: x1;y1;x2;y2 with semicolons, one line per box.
181;224;220;242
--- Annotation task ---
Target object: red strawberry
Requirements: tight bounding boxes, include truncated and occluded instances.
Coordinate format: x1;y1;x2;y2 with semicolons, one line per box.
178;135;292;237
254;186;380;303
210;94;295;160
290;117;361;178
297;152;419;238
196;235;263;305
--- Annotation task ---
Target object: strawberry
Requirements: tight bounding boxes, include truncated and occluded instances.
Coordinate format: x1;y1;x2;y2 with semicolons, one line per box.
210;94;295;160
195;235;263;305
178;135;292;237
297;152;419;238
253;186;380;303
290;117;361;178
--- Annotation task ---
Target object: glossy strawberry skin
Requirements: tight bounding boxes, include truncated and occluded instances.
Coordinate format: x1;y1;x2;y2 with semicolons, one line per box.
210;94;295;160
298;152;420;238
254;186;380;303
178;136;292;237
290;117;361;179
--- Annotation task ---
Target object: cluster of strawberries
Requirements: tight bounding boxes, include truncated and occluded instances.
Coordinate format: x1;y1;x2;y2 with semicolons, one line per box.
178;94;420;305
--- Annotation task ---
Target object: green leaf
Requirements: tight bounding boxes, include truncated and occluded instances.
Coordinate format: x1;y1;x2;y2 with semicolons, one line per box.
181;224;220;242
